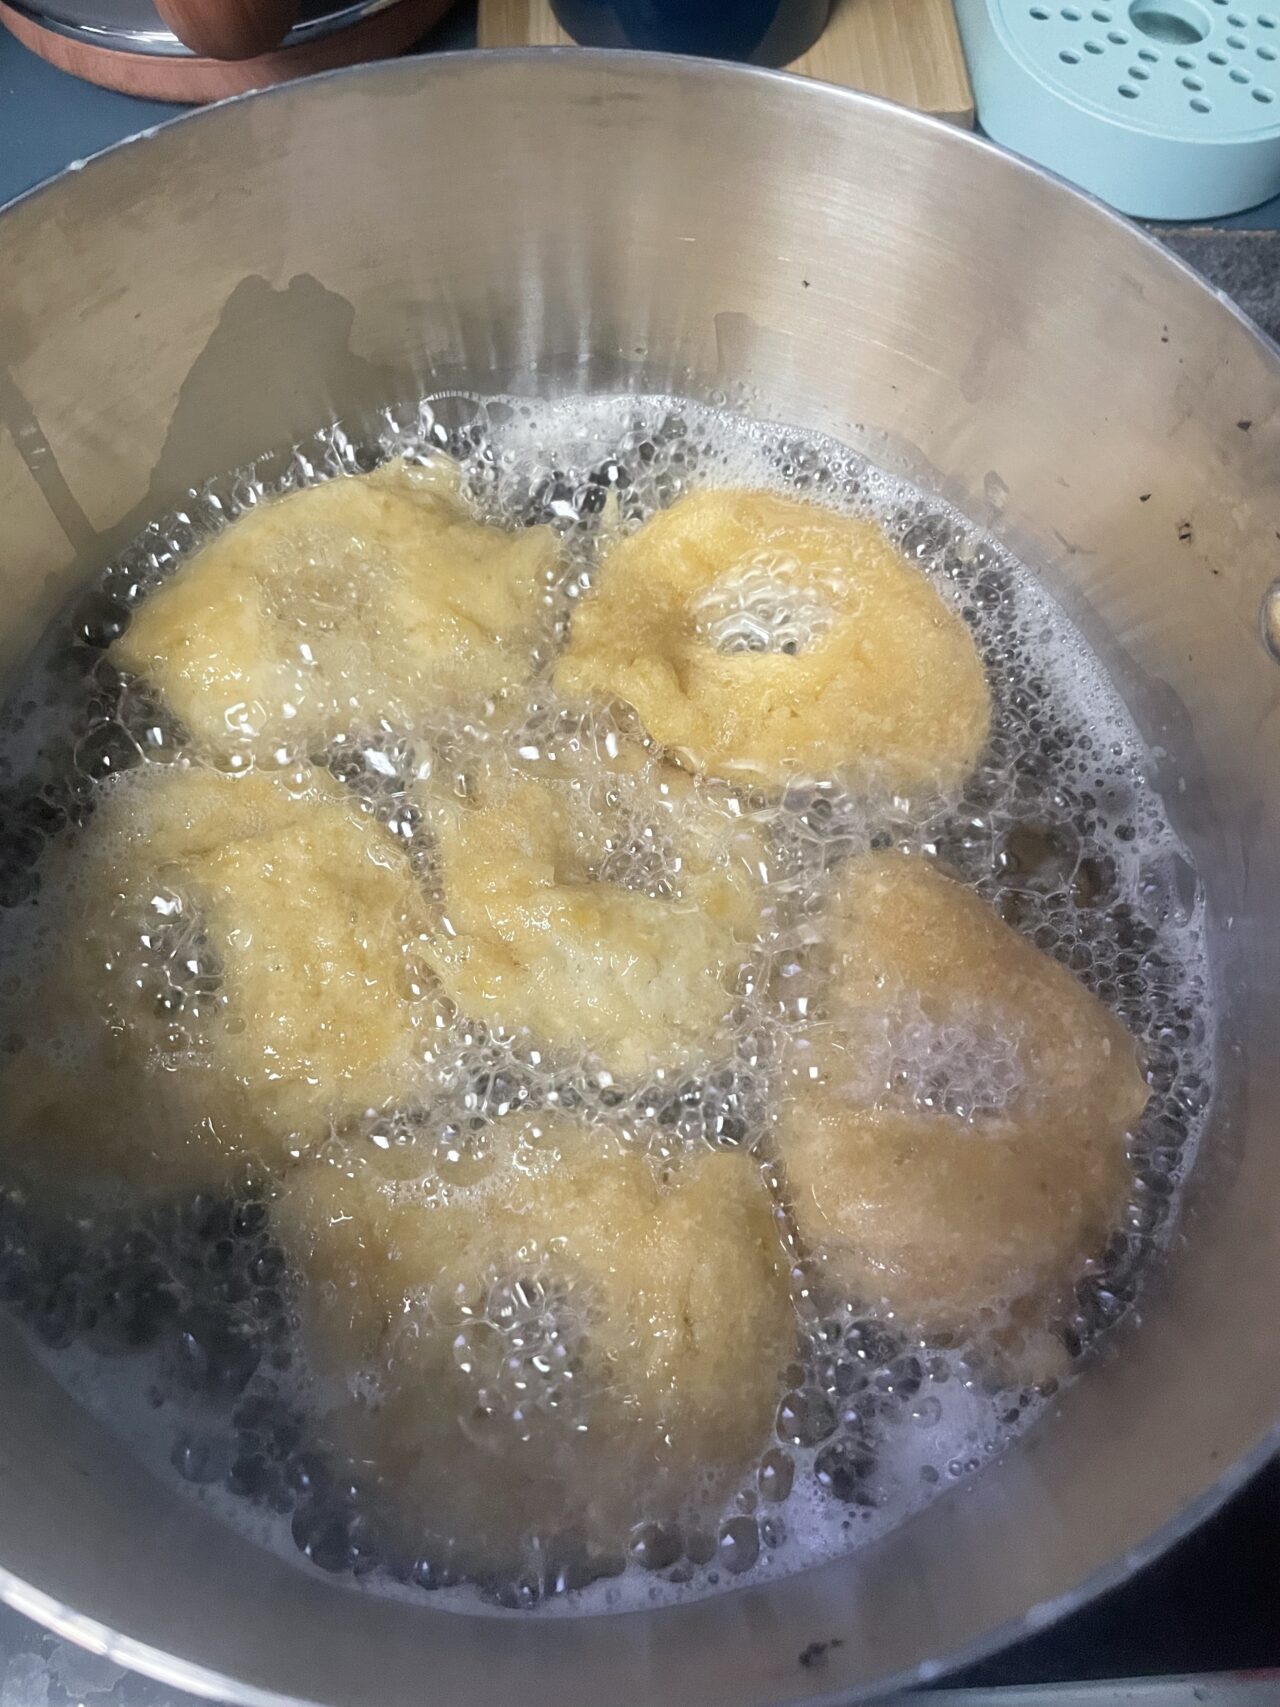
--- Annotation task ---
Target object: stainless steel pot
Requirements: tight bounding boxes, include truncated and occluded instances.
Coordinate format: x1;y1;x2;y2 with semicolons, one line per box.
0;49;1277;1707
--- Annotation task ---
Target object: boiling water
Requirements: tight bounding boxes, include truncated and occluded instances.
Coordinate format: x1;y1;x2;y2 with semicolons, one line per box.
0;395;1213;1615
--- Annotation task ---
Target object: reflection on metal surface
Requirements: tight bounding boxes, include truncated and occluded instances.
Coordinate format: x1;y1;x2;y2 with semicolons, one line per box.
1260;578;1280;662
0;1585;1274;1707
0;0;403;56
0;364;95;554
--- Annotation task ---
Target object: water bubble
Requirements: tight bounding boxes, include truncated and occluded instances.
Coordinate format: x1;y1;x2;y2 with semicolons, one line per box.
693;554;840;656
292;1502;360;1574
172;1308;261;1397
776;1387;837;1447
758;1448;795;1502
74;590;132;649
628;1521;683;1571
74;720;141;780
171;1432;231;1484
717;1516;760;1574
410;1554;460;1593
996;822;1080;894
815;1436;878;1505
910;1396;942;1429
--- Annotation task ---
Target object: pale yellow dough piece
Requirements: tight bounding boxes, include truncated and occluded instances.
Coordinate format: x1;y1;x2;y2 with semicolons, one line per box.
412;757;763;1076
555;488;991;792
0;766;432;1200
274;1114;794;1575
777;855;1149;1334
112;460;555;758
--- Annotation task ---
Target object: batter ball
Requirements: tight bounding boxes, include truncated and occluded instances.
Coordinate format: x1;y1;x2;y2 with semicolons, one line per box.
112;459;555;761
0;766;433;1200
411;754;764;1076
273;1112;794;1577
555;488;991;792
777;854;1149;1335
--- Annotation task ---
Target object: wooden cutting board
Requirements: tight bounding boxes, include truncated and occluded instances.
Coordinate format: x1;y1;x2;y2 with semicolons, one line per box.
477;0;974;126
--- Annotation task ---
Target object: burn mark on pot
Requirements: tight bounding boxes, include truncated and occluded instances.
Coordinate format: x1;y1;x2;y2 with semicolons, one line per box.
1177;520;1194;544
1237;419;1253;432
1139;493;1151;503
798;1638;844;1671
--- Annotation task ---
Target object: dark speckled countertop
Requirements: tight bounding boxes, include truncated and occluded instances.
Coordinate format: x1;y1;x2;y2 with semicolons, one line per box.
1159;229;1280;346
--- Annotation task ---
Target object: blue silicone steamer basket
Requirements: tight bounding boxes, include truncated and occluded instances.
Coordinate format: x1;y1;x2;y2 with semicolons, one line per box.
955;0;1280;217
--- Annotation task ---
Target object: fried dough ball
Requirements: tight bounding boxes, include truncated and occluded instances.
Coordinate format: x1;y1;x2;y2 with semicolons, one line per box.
777;855;1149;1335
554;488;990;792
0;766;433;1200
411;754;764;1076
112;459;555;760
274;1113;794;1576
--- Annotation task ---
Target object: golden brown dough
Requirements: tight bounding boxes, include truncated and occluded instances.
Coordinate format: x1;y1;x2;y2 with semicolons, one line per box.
777;855;1149;1334
0;766;433;1200
554;488;990;792
411;755;763;1076
112;460;555;760
274;1113;794;1576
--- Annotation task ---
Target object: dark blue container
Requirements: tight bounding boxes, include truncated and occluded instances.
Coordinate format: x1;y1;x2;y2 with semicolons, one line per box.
549;0;832;64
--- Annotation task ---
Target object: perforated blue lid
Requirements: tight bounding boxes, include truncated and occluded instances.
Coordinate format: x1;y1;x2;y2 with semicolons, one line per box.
956;0;1280;217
